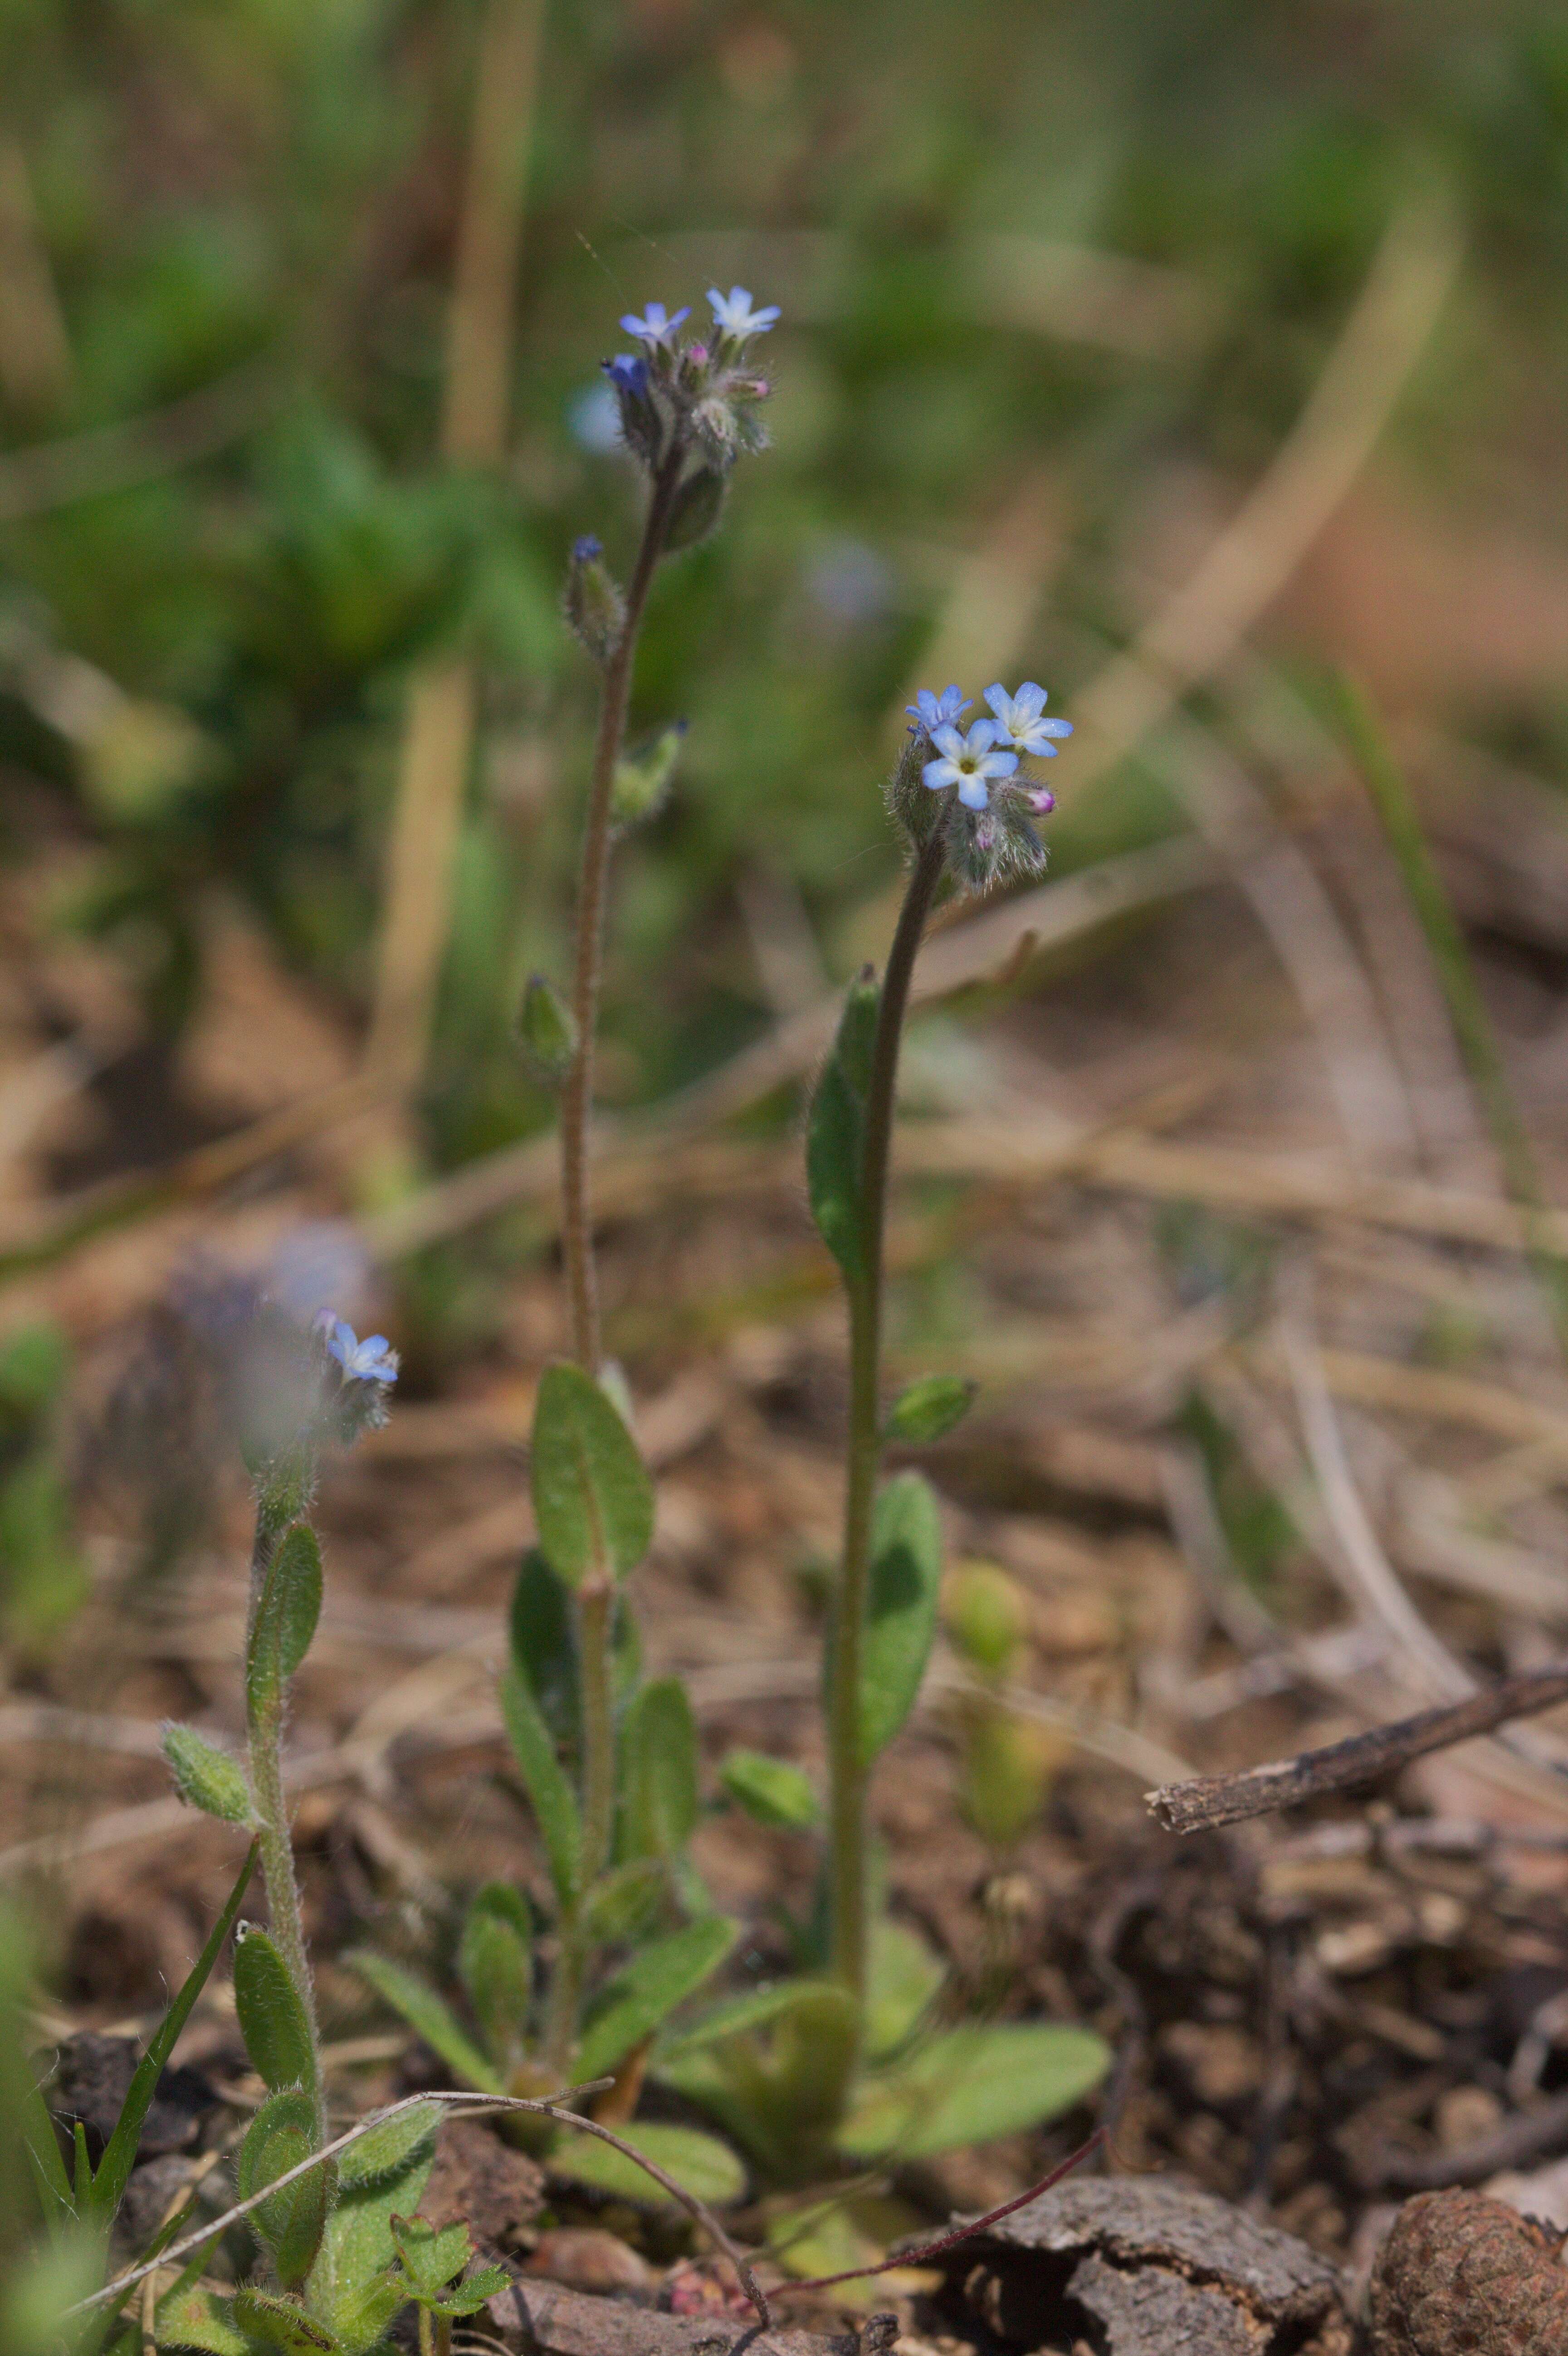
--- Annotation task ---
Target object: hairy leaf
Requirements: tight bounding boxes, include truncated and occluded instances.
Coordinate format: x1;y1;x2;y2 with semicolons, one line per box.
836;2021;1110;2161
717;1748;820;1831
577;1915;737;2081
335;2099;440;2189
860;1472;943;1764
499;1667;581;1906
152;2287;249;2354
547;2119;744;2207
883;1374;977;1447
508;1546;580;1750
344;1952;500;2095
161;1723;254;1826
233;1926;315;2097
458;1885;532;2070
619;1677;699;1865
530;1363;653;1588
230;2288;338;2351
237;2088;327;2288
247;1523;323;1716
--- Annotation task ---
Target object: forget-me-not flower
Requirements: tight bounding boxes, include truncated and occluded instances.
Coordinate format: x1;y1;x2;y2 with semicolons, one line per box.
603;353;650;395
324;1319;399;1386
707;286;781;338
620;302;690;345
983;681;1075;758
906;684;972;734
922;718;1019;811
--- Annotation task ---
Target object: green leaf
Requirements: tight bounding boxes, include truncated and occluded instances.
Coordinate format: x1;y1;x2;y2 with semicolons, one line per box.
580;1858;664;1945
458;1886;532;2070
835;2022;1111;2161
233;1926;316;2097
236;2088;328;2288
611;719;684;828
153;2288;249;2355
430;2263;510;2316
547;2119;744;2208
336;2099;441;2189
656;1983;859;2182
577;1916;738;2081
717;1748;820;1832
663;465;726;553
309;2133;434;2345
344;1952;500;2096
516;975;577;1087
859;1473;943;1765
530;1363;654;1589
230;2289;339;2351
653;1977;828;2063
1;1906;78;2231
806;968;879;1283
390;2213;471;2298
884;1374;977;1447
508;1546;580;1750
619;1677;698;1866
0;1320;69;1413
865;1920;945;2063
246;1524;323;1715
943;1562;1029;1681
499;1665;581;1905
766;2190;918;2304
161;1723;255;1826
88;1843;255;2223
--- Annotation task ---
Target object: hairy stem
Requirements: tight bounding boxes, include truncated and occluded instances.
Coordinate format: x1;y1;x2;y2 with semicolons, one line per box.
560;444;685;1375
826;811;952;2006
244;1503;326;2143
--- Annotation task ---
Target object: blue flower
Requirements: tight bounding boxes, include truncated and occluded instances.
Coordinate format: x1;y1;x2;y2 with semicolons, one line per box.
603;353;650;395
620;302;690;345
572;534;603;563
323;1318;399;1386
922;718;1019;811
905;685;972;733
707;286;781;338
982;681;1074;758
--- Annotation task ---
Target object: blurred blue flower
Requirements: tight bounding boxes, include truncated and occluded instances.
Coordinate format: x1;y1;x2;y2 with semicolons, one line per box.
573;534;604;562
323;1319;399;1385
906;685;971;733
922;719;1019;811
620;302;689;345
567;381;624;453
806;537;894;626
982;681;1074;757
269;1221;369;1325
707;286;781;337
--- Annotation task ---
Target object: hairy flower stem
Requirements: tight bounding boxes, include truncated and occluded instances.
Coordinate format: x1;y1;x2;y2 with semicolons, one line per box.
560;442;685;1379
245;1484;326;2142
827;806;953;2008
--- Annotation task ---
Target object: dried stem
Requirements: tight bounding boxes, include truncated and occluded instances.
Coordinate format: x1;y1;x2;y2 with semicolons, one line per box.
1147;1660;1568;1834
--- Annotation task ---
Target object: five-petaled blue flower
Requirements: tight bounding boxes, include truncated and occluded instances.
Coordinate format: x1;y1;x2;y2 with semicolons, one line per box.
324;1319;399;1386
983;681;1075;758
922;719;1019;811
707;286;781;338
620;302;690;345
906;684;972;734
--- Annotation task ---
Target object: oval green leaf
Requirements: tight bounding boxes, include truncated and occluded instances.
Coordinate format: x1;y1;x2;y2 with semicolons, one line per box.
458;1885;532;2068
717;1748;820;1832
530;1364;654;1588
860;1471;943;1765
620;1677;699;1864
836;2021;1110;2161
233;1926;315;2097
162;1722;254;1826
576;1915;738;2081
547;2119;744;2208
336;2098;441;2189
884;1374;977;1447
247;1523;323;1715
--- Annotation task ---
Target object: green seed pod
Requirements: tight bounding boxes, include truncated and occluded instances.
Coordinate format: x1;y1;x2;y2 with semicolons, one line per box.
611;720;685;831
563;535;625;664
516;974;578;1087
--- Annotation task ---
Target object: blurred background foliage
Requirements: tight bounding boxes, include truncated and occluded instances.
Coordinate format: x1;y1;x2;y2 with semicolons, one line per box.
3;0;1568;1181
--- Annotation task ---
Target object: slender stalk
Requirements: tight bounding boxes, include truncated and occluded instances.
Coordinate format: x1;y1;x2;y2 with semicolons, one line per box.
559;443;684;1376
826;809;953;2005
244;1501;326;2143
1336;673;1568;1365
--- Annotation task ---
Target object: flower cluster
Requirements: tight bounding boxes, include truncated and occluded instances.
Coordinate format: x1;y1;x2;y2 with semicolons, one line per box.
888;679;1072;890
602;285;777;475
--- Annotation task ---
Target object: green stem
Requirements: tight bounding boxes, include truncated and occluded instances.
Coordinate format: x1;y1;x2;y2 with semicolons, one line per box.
560;443;686;1377
244;1494;326;2144
826;811;952;2007
1335;674;1568;1365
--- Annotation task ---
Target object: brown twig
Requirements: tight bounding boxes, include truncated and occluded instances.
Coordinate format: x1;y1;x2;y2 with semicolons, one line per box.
1147;1660;1568;1834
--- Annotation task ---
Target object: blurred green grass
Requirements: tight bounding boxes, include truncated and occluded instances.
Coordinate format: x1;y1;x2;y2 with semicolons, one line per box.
3;0;1568;1178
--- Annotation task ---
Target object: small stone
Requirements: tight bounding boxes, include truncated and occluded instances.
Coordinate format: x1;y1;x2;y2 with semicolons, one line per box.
525;2227;655;2300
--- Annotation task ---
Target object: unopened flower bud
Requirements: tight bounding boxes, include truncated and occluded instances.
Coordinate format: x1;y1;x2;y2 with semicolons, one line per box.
517;973;578;1086
602;352;663;468
563;535;625;664
612;719;686;830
